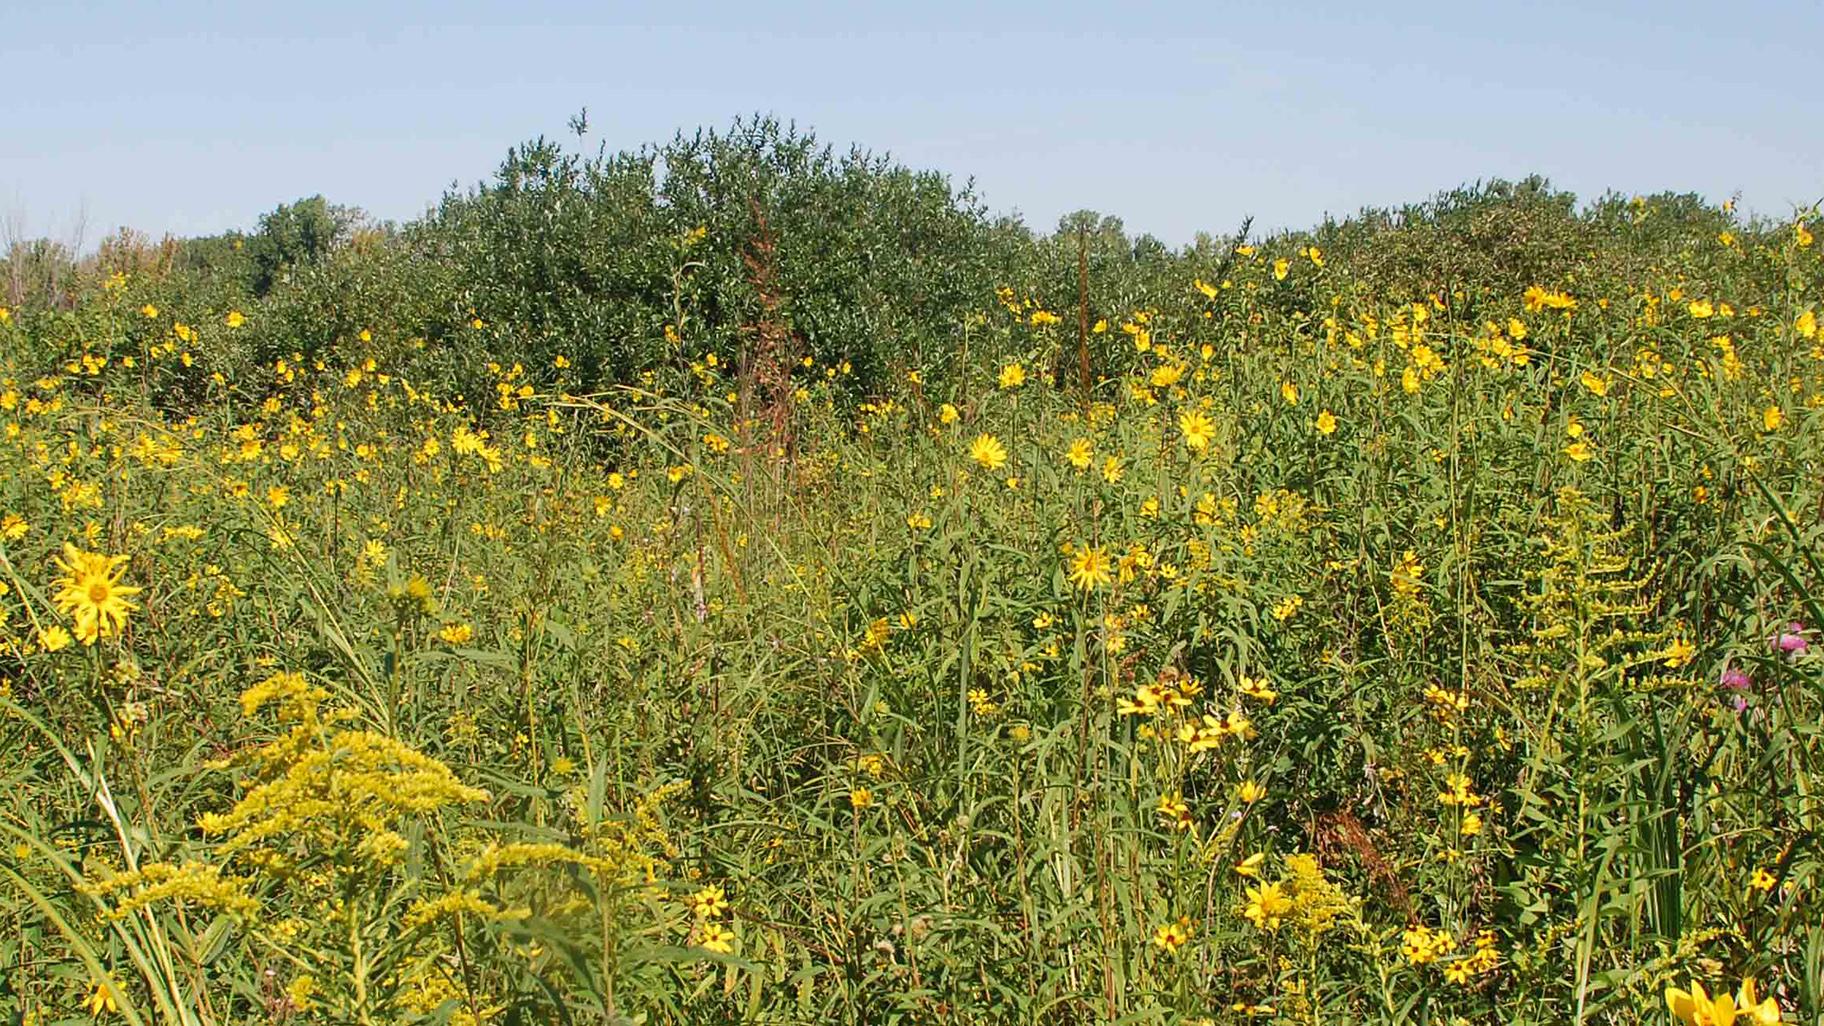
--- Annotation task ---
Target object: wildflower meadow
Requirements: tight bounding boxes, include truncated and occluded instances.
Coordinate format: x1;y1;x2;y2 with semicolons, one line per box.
1;120;1821;1025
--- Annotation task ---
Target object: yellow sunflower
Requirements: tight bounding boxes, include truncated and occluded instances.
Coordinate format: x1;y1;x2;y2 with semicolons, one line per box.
52;543;141;645
1067;545;1113;592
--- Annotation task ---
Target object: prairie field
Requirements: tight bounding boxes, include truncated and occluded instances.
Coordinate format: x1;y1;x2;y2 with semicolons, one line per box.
1;123;1821;1025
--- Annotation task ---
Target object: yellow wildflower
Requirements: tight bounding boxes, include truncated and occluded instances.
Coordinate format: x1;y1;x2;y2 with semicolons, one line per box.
1179;408;1215;452
968;434;1008;471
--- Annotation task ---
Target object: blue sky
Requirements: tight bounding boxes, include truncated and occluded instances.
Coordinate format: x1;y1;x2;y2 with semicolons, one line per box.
4;1;1820;248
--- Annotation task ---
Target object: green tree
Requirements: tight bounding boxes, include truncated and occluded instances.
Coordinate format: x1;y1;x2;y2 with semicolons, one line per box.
250;195;360;295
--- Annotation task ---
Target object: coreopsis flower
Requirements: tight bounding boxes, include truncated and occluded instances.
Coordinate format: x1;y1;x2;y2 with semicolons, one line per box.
1401;926;1455;965
688;885;729;919
1155;792;1193;831
1315;410;1337;435
1238;675;1277;703
697;922;735;953
1152;916;1193;953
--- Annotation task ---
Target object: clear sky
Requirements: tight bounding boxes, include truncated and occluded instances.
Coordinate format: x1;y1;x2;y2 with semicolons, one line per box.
4;1;1821;249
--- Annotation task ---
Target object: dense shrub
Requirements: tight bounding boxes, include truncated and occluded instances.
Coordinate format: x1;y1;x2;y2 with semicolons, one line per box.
415;116;1035;399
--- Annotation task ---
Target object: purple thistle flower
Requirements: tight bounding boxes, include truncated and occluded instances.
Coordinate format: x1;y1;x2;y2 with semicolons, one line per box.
1719;667;1752;712
1773;622;1809;654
